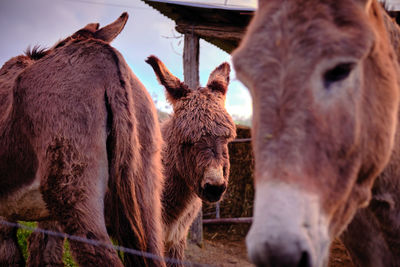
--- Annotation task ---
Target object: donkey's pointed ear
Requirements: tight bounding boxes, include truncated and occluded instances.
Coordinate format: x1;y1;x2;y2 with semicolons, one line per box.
207;62;230;95
146;55;190;104
82;23;100;32
95;12;128;43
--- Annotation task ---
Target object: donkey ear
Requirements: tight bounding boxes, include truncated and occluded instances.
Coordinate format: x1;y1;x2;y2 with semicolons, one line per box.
70;23;99;39
207;62;230;95
94;12;128;43
82;23;100;32
146;55;190;104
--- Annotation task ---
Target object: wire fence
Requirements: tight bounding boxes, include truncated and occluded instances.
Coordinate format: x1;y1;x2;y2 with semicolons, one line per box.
0;219;212;267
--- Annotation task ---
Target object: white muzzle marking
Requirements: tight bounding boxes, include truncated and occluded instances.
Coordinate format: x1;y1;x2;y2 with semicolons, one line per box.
247;182;330;267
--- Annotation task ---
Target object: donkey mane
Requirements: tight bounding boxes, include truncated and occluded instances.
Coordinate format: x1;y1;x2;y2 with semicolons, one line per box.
24;45;49;61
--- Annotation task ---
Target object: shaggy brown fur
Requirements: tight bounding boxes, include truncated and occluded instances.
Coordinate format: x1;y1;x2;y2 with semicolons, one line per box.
233;0;400;266
0;220;25;266
26;56;236;267
27;221;64;267
146;56;236;266
0;13;164;267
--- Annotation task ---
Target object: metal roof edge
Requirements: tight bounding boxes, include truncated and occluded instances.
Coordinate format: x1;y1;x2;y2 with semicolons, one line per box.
146;0;256;12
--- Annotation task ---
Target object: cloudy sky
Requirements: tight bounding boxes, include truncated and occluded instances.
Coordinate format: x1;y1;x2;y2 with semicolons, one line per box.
0;0;253;120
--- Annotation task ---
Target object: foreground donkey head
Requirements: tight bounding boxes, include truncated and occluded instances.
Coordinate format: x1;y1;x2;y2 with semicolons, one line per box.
233;0;400;266
146;56;236;203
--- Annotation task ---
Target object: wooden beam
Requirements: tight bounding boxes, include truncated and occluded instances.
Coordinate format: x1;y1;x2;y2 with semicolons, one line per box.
176;23;245;41
184;31;203;247
230;138;252;143
203;217;253;224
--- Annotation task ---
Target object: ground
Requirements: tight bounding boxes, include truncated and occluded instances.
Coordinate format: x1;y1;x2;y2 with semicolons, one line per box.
184;230;355;267
185;238;252;267
17;222;354;266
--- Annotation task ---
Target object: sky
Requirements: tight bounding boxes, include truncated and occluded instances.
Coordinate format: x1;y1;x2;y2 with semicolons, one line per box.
0;0;253;120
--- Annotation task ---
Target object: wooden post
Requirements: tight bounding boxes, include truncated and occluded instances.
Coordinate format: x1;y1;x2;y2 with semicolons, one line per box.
183;31;202;247
183;32;199;89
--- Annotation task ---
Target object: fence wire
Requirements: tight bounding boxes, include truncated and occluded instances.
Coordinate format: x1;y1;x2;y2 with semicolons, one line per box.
0;219;212;267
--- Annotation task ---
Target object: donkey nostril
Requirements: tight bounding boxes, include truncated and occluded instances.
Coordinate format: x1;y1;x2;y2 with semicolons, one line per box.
298;251;311;267
205;183;226;194
203;183;227;202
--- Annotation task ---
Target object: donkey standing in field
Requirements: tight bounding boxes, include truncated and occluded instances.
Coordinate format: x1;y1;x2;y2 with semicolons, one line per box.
232;0;400;266
146;56;236;266
0;13;165;267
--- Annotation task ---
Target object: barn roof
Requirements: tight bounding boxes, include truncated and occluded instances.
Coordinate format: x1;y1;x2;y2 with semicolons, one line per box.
142;0;254;53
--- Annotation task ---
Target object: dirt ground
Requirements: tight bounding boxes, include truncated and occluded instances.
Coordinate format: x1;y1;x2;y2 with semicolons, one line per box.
185;236;252;266
185;231;354;267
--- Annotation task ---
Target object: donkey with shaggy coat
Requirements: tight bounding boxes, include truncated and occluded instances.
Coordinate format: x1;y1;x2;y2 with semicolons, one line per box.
0;13;164;267
146;56;236;266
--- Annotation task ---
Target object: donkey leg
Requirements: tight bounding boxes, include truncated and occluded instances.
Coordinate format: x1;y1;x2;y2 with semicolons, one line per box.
41;140;123;267
27;221;65;267
165;239;186;267
0;217;25;267
43;177;123;267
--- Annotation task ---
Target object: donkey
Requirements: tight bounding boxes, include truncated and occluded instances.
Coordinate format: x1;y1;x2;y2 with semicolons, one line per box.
26;56;236;267
146;56;236;266
0;13;165;267
232;0;400;266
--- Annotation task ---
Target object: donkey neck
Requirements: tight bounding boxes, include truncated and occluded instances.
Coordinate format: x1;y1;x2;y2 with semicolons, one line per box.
367;11;400;259
383;11;400;171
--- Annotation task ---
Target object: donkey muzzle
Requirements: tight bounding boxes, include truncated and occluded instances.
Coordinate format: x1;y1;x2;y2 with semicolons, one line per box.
200;166;227;202
247;182;330;267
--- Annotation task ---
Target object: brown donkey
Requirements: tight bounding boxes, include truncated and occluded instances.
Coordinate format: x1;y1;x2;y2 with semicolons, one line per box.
26;56;236;267
233;0;400;266
0;13;165;267
146;56;236;266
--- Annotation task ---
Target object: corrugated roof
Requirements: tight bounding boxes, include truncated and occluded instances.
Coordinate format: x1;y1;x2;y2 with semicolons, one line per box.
146;0;256;11
147;0;400;12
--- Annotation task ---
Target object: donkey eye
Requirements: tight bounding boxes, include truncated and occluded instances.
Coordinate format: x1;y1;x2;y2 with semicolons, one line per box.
323;63;355;89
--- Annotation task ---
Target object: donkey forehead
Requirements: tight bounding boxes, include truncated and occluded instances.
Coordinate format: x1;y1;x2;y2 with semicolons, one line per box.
173;108;236;143
238;0;373;64
176;89;224;112
175;113;236;143
233;0;374;94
